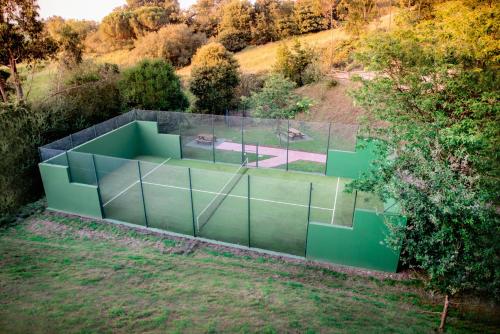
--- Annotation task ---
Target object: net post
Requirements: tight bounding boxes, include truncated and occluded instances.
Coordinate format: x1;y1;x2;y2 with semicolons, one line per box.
91;154;105;218
247;174;251;248
305;182;313;257
352;190;358;226
137;160;149;228
212;115;216;163
286;119;290;171
188;168;197;237
325;122;332;175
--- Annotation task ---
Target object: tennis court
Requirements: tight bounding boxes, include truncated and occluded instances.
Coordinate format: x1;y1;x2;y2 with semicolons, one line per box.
88;154;379;256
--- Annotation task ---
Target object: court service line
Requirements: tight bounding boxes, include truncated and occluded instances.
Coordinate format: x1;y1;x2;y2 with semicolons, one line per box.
330;177;341;224
141;181;334;212
102;158;171;207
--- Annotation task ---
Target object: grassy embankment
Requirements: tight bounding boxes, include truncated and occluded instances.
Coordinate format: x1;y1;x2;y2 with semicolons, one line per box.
0;212;498;333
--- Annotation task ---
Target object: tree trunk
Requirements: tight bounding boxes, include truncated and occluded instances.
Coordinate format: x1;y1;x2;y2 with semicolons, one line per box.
438;294;450;332
0;80;7;103
8;52;24;102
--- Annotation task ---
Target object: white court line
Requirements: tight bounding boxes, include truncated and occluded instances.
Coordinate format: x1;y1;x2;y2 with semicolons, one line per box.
102;158;171;207
330;177;340;224
195;159;248;229
142;181;334;212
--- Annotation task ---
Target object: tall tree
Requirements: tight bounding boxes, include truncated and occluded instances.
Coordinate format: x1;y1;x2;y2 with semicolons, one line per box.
0;0;57;101
189;42;240;114
337;0;377;36
294;0;328;34
350;1;500;331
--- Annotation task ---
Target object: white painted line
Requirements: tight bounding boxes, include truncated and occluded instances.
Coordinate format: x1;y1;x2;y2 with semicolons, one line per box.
141;181;334;212
103;180;139;207
102;158;171;207
331;177;340;224
142;157;171;180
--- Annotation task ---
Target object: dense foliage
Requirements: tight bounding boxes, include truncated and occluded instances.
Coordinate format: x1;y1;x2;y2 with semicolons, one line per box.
133;24;206;67
189;43;240;114
0;0;58;101
349;0;499;329
274;40;321;86
244;74;313;119
120;59;188;111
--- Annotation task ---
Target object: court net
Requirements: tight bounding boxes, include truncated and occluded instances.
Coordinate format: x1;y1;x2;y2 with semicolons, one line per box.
197;159;248;231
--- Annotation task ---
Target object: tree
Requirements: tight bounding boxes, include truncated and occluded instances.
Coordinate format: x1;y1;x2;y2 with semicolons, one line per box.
251;0;278;44
185;0;224;38
217;28;249;52
337;0;377;36
243;74;313;119
129;6;173;37
189;42;240;114
349;1;500;331
99;9;136;44
274;40;319;86
133;24;206;67
218;0;253;46
0;68;10;102
0;0;58;101
55;25;84;68
120;59;188;111
294;0;328;34
271;0;298;38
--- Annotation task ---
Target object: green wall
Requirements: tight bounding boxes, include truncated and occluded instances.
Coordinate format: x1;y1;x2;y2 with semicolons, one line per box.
74;122;139;159
306;210;405;272
73;121;181;160
326;139;378;179
39;163;102;218
136;121;181;159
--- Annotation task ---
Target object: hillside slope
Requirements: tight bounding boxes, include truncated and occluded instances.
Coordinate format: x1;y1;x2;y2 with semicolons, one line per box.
0;211;498;333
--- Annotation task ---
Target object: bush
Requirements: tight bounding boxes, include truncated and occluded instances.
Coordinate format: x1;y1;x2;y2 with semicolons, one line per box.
189;43;240;114
0;104;58;219
274;40;321;86
40;61;122;135
133;24;206;67
243;74;313;119
120;59;188;111
217;28;249;52
235;72;266;99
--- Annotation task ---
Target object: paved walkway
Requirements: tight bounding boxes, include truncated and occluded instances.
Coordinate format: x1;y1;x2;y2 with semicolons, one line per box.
216;142;326;168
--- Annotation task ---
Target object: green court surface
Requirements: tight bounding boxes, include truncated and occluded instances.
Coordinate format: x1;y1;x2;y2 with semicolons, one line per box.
95;155;383;257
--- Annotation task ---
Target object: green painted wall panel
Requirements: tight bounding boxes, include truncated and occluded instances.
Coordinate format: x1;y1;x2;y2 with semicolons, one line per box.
136;121;181;159
39;163;102;218
73;122;139;159
326;139;378;179
306;210;405;272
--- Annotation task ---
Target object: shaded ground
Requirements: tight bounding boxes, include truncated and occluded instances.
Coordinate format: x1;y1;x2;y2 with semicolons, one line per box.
0;212;498;333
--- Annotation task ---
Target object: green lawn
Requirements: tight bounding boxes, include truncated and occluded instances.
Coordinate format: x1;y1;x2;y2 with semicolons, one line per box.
0;213;497;333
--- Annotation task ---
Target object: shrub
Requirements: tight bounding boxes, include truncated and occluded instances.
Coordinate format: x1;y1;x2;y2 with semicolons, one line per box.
189;43;240;114
243;74;313;119
40;61;122;135
133;24;206;67
274;40;321;86
120;59;188;111
217;28;249;52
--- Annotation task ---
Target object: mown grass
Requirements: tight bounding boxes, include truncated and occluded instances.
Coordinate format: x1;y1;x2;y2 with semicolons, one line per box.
0;212;497;333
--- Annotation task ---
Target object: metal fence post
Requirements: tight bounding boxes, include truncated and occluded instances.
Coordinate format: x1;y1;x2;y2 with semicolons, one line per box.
352;190;358;226
212;115;216;163
256;143;259;168
241;117;245;164
324;122;332;175
137;161;149;228
188;168;197;237
69;134;74;148
91;154;105;218
93;125;97;138
65;151;72;181
304;182;313;257
247;174;251;248
286;119;290;171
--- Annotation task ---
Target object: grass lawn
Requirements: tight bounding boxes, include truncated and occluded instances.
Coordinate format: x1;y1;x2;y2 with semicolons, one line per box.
0;212;497;333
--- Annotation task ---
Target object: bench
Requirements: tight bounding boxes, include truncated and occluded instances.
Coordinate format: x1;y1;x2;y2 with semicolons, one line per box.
287;127;304;140
196;133;216;145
